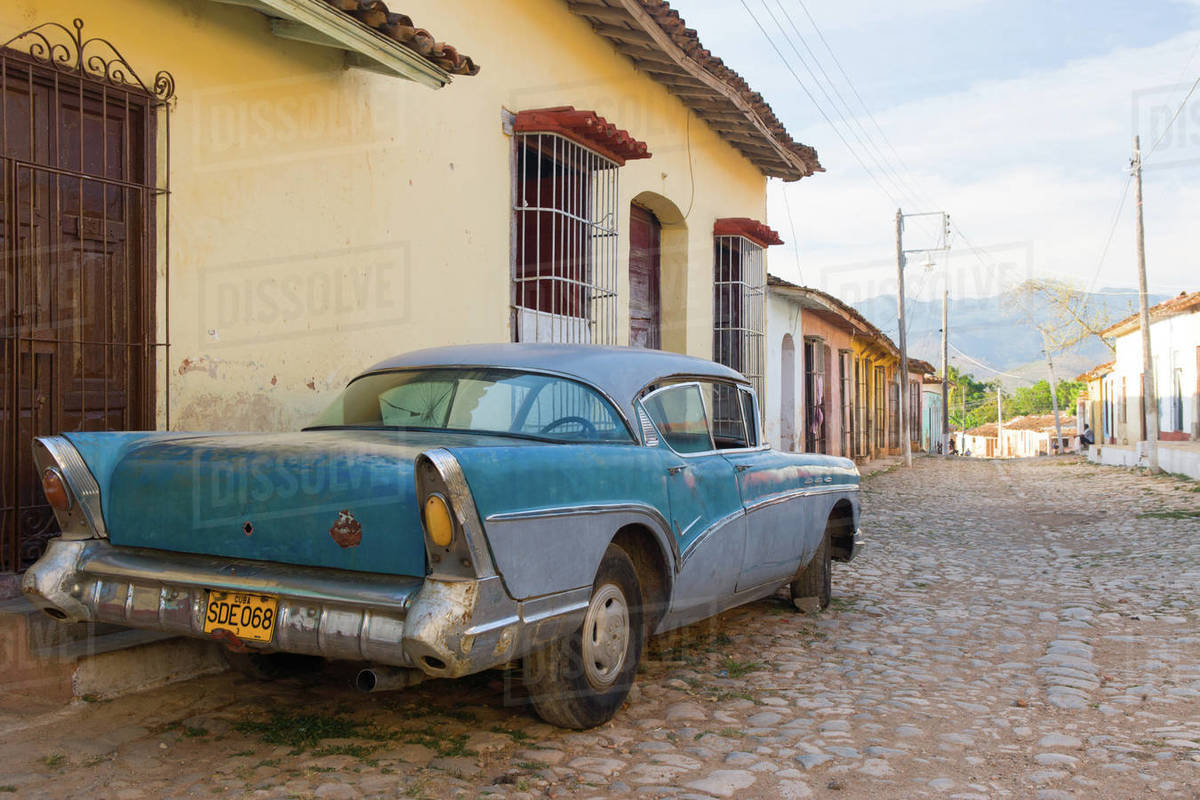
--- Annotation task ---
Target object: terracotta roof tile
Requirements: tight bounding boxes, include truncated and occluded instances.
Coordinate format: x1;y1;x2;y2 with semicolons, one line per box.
714;217;783;247
514;107;652;165
566;0;820;180
323;0;479;75
1100;290;1200;338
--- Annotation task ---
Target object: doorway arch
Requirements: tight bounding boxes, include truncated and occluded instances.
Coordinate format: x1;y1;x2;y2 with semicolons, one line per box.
629;205;661;348
630;192;687;353
781;333;796;450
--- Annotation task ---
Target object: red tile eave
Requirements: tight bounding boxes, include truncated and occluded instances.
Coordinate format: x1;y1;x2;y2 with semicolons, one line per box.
766;274;902;360
514;107;651;166
714;217;783;248
1075;360;1115;383
1099;291;1200;339
322;0;480;75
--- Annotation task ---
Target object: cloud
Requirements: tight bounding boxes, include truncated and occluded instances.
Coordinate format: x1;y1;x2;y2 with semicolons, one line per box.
768;27;1200;299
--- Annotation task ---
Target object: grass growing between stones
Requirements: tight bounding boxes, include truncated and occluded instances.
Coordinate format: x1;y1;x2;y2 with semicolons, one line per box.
234;710;376;752
1138;510;1200;519
719;657;764;679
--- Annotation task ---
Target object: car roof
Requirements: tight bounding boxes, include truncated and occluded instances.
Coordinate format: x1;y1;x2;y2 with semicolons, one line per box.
363;343;750;419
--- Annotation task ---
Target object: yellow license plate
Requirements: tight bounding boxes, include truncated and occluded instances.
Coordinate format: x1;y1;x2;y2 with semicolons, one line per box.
203;590;278;643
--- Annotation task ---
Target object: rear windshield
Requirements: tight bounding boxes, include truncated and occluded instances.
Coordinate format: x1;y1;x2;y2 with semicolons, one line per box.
307;368;633;443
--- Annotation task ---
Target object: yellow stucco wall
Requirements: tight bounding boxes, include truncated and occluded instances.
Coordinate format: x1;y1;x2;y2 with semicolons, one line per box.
1;0;770;431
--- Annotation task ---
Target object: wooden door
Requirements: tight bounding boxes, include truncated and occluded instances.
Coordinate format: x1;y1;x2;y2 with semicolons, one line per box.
1;51;154;571
628;204;660;349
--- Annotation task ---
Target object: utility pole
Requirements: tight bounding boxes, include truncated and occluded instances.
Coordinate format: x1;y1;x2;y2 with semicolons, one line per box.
895;208;912;467
1132;135;1160;471
941;287;950;457
941;215;952;458
1042;330;1065;455
996;384;1004;458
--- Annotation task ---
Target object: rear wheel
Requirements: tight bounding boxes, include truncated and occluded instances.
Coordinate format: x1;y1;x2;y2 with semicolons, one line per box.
790;527;831;612
524;545;644;729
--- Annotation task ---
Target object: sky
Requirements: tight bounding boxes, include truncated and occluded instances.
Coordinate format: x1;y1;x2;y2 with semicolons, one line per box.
669;0;1200;303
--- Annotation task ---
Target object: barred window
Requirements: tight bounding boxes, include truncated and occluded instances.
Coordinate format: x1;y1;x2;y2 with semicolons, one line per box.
512;132;619;344
874;365;886;450
803;337;827;453
839;350;854;457
856;358;869;457
888;379;900;449
713;235;765;401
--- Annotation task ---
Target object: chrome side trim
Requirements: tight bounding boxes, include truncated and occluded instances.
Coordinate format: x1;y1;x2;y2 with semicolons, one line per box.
33;436;107;538
485;502;680;572
744;484;858;513
679;507;746;566
487;502;668;525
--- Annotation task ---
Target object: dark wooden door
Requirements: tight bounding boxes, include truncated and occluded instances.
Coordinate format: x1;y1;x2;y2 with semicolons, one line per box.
1;51;154;571
628;205;660;349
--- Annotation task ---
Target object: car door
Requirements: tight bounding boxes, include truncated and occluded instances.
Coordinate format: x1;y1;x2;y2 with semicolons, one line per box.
710;384;821;591
638;383;745;604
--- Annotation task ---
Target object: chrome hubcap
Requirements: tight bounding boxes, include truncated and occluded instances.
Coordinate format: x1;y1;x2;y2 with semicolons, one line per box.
582;583;629;688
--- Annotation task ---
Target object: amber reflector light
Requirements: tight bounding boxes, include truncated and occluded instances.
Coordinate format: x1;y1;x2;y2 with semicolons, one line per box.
42;467;72;511
424;494;454;548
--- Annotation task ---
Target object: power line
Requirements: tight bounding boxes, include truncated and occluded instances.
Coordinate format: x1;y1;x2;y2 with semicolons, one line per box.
767;0;925;211
744;0;942;244
739;0;908;210
1142;71;1200;164
791;0;941;211
780;183;803;283
948;342;1031;382
1085;173;1134;293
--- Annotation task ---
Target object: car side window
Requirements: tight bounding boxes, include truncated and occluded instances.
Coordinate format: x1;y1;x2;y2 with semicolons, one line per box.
739;386;759;448
700;380;750;449
641;383;714;454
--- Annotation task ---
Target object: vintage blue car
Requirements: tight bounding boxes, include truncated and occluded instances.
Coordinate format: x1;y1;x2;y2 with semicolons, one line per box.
24;344;861;728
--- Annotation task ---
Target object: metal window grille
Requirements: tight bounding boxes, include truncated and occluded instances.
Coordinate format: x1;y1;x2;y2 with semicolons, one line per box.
888;380;900;449
839;350;853;457
713;235;764;402
873;365;886;450
803;337;826;453
512;132;618;345
855;357;868;457
0;18;172;572
909;380;921;443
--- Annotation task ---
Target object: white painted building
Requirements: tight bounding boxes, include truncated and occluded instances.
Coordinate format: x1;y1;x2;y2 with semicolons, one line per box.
1082;291;1200;478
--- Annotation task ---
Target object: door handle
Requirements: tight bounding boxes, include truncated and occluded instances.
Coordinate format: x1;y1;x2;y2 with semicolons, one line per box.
667;465;688;475
734;464;750;472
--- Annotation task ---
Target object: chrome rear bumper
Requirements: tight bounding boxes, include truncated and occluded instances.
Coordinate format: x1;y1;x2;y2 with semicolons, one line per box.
23;538;587;677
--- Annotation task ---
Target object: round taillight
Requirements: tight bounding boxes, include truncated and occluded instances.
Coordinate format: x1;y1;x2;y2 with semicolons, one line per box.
423;494;455;548
42;467;73;511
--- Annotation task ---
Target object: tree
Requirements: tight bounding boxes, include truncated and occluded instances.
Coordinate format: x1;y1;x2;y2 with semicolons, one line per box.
1006;379;1084;417
1010;278;1116;355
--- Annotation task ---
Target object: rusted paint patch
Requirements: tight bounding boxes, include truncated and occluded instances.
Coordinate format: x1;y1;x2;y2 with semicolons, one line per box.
209;627;250;653
330;509;362;548
305;378;316;391
177;356;220;378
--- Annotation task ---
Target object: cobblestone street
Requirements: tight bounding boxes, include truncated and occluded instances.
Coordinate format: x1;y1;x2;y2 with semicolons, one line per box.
3;456;1200;799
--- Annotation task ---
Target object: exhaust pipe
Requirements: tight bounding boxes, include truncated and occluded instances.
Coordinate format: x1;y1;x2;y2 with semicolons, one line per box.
355;666;425;693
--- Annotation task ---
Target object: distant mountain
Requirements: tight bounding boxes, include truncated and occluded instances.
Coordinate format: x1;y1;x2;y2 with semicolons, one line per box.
852;288;1166;388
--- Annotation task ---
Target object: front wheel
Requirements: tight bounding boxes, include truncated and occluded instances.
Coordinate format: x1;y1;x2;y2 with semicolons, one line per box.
790;527;831;612
523;544;644;729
